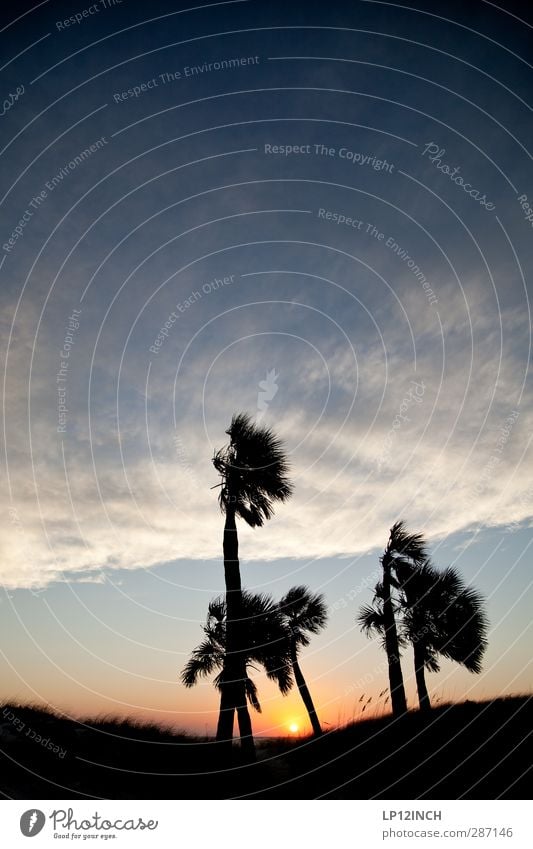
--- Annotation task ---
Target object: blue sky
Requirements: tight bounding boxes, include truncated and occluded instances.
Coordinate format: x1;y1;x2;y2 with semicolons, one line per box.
1;0;531;733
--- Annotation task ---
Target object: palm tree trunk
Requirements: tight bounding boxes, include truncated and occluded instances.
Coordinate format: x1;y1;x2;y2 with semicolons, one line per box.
413;640;431;712
382;558;408;716
290;642;322;736
216;506;238;752
236;703;255;753
218;505;256;761
216;677;235;746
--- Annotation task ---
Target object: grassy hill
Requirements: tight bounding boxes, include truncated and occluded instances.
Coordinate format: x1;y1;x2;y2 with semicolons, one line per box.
0;696;530;799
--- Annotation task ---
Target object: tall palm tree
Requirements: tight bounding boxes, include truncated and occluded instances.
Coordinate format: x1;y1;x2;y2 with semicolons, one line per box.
397;561;488;712
181;591;293;735
358;582;408;709
212;412;293;759
278;586;327;736
379;521;427;716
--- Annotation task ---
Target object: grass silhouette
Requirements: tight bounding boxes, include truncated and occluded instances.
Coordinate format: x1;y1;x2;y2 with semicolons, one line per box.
1;695;530;799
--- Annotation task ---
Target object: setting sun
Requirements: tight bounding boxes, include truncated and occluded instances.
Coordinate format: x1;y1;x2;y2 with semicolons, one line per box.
289;723;299;734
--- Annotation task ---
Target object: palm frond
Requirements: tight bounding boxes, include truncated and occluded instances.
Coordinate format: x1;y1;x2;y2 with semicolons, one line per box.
439;566;467;599
207;596;226;623
386;520;427;564
357;603;386;637
436;586;488;673
411;642;440;673
262;655;293;695
278;585;328;641
180;638;223;687
245;677;261;712
400;560;488;675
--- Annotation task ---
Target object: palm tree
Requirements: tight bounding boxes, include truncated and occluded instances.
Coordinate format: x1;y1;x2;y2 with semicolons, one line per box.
212;412;293;759
358;582;408;711
278;586;327;736
359;564;489;714
181;591;293;736
398;561;488;712
379;521;427;716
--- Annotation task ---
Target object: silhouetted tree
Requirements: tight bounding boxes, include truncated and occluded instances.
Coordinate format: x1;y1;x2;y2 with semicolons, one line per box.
397;561;488;712
379;521;426;716
358;582;408;708
359;560;489;715
212;413;293;759
278;586;327;736
181;591;292;734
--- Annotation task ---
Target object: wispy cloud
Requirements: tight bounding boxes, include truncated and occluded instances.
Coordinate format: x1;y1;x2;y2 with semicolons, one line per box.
2;270;530;589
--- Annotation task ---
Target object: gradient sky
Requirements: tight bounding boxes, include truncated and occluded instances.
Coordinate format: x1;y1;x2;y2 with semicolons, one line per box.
1;0;531;736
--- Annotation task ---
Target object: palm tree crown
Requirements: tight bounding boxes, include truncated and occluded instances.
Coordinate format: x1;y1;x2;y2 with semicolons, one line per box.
278;586;328;646
181;591;293;711
400;562;488;674
213;412;293;527
383;520;427;569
